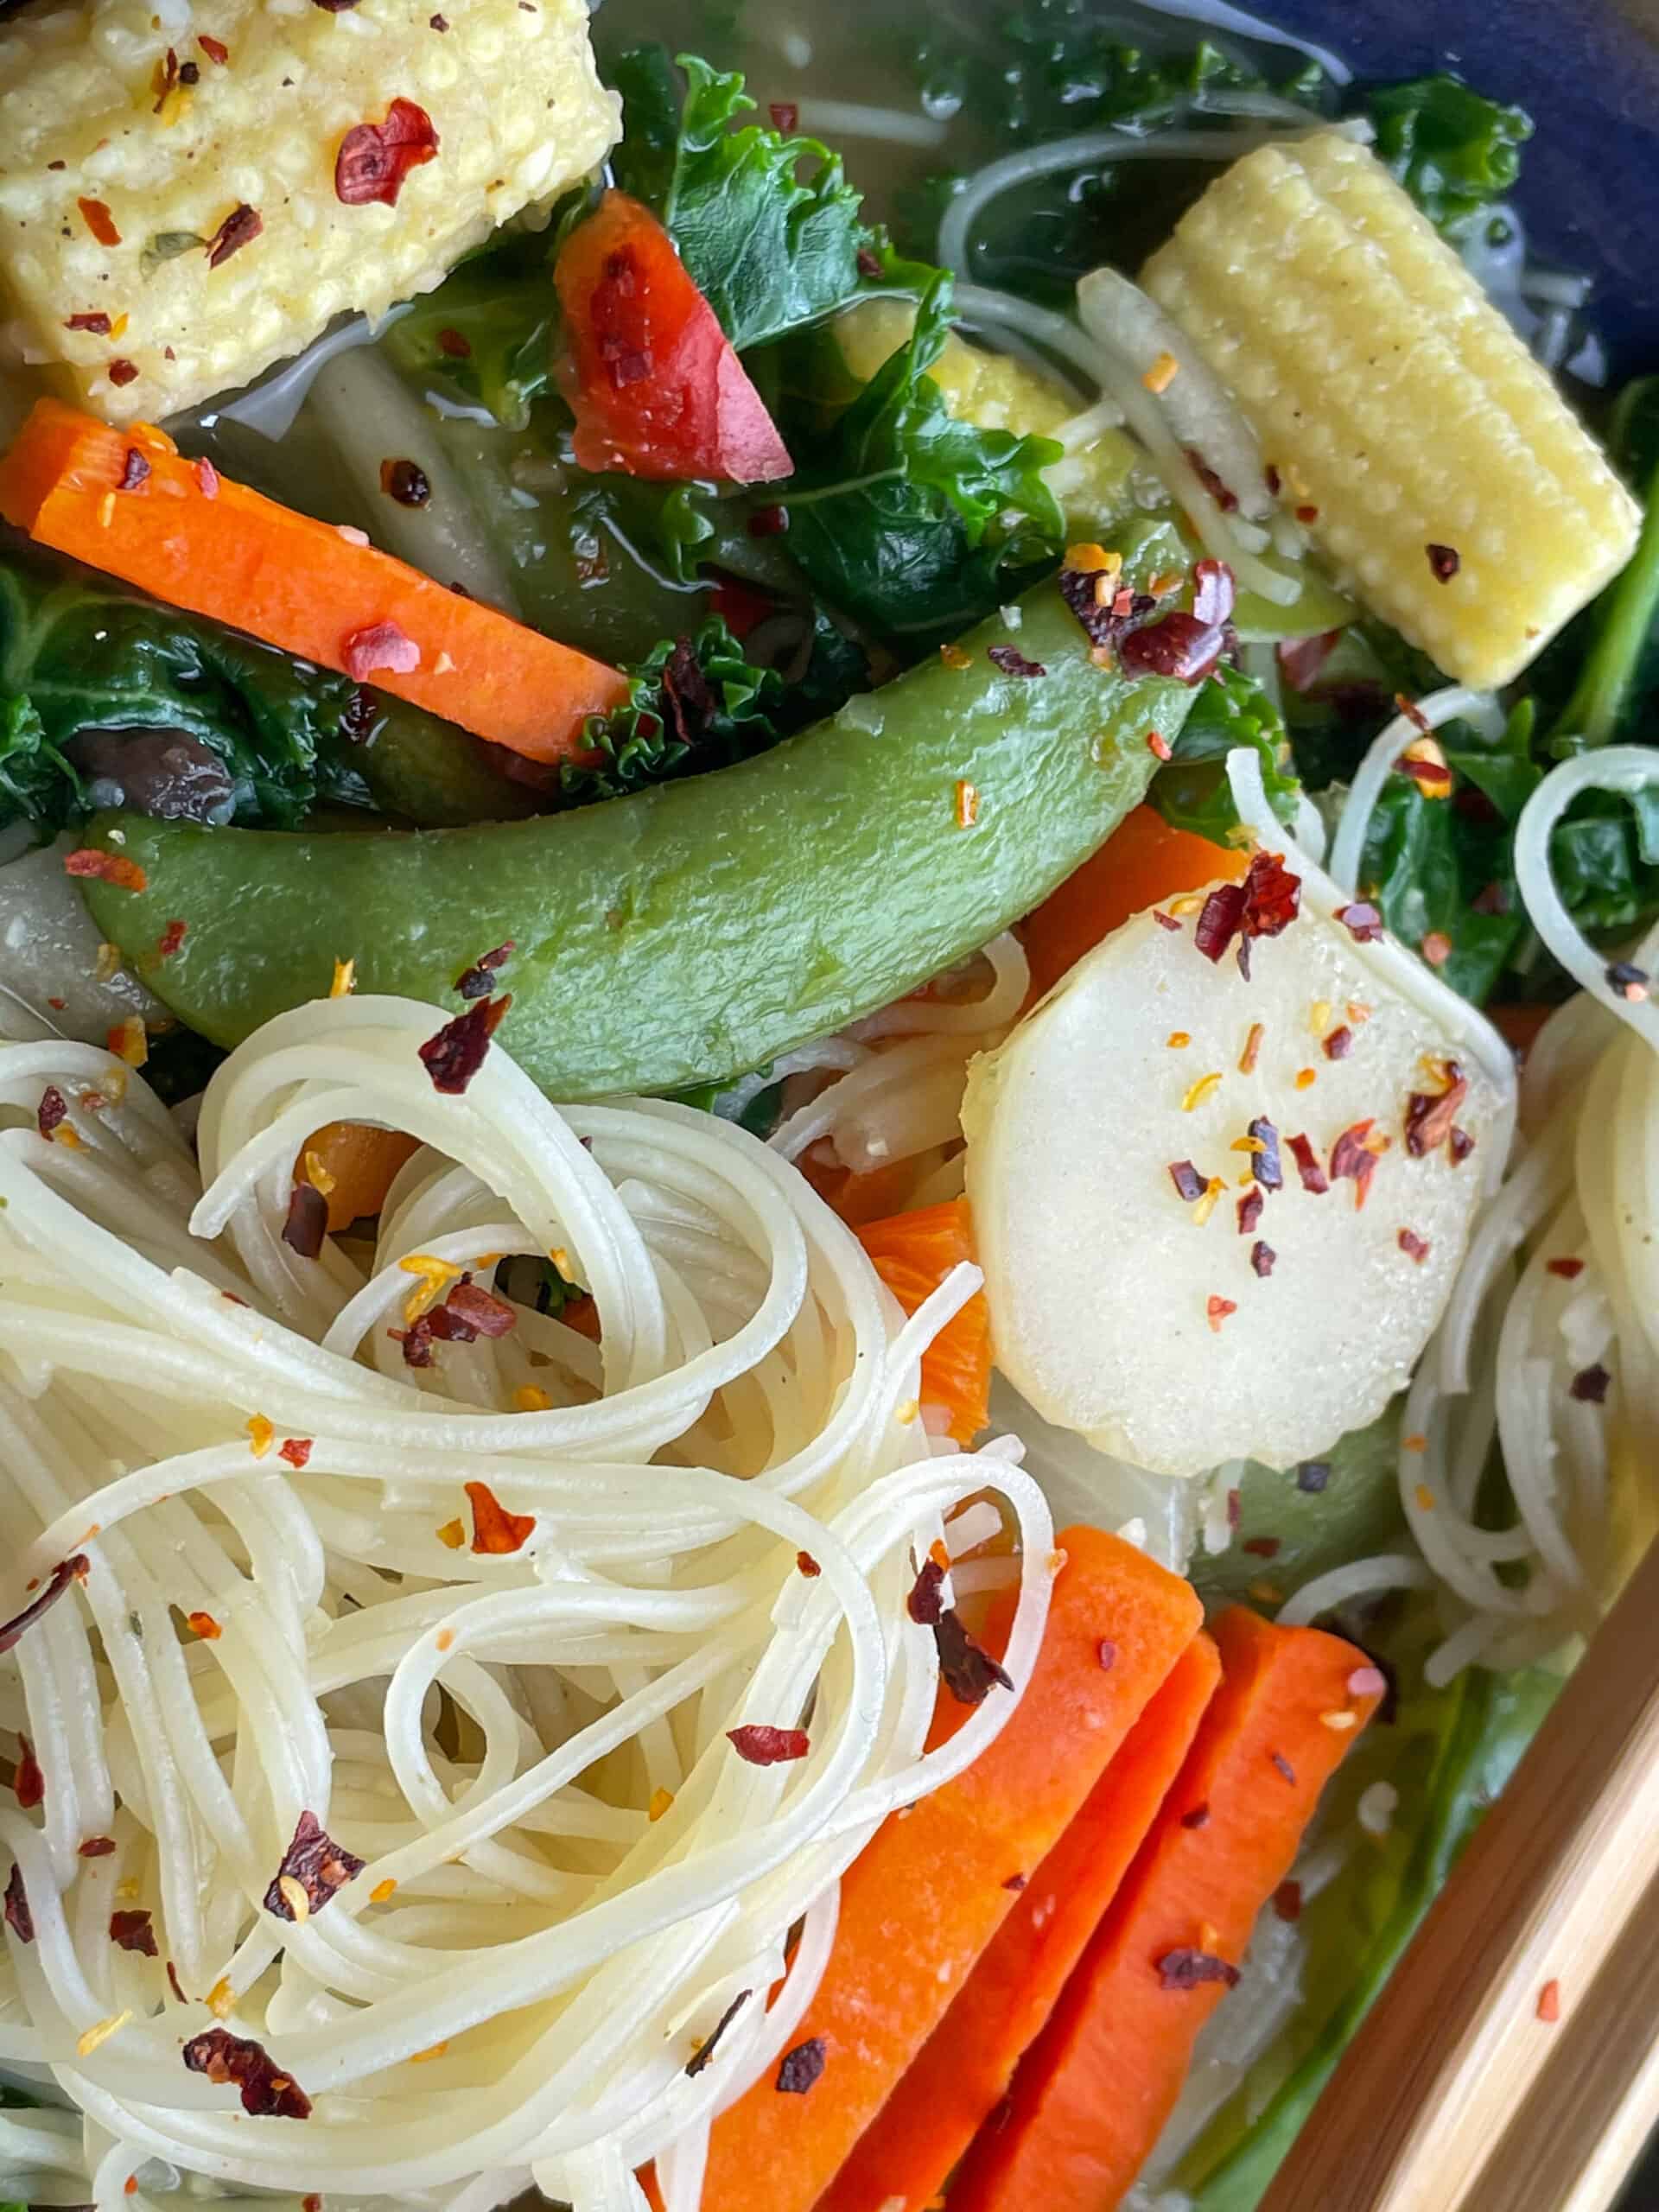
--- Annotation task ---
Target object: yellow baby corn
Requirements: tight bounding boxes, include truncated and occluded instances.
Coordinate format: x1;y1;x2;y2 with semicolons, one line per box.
1143;129;1639;688
0;0;619;428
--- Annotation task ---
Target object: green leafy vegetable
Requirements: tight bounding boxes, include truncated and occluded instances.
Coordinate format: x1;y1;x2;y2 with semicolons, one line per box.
382;239;556;432
561;617;786;804
1188;1407;1407;1606
783;273;1065;640
1553;376;1659;751
1149;661;1300;844
610;48;928;353
1366;73;1533;238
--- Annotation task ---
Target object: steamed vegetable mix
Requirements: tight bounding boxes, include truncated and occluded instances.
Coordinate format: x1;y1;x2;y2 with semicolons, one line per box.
81;561;1207;1096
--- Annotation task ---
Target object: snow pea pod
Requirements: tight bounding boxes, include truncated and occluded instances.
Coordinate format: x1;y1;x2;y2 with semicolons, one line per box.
83;567;1201;1100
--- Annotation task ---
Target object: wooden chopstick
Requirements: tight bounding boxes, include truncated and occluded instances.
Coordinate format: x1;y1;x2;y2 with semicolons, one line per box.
1260;1533;1659;2212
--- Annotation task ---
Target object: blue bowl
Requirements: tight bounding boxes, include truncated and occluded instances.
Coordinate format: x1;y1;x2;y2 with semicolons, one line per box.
1268;0;1659;372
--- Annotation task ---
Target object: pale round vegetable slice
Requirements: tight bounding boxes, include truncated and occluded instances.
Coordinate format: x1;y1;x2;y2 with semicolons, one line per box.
963;880;1508;1477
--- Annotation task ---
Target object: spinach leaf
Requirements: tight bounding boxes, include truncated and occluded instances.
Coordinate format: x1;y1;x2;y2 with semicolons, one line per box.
782;274;1064;641
610;48;929;353
1366;73;1532;238
1150;661;1300;843
561;616;786;804
381;235;557;431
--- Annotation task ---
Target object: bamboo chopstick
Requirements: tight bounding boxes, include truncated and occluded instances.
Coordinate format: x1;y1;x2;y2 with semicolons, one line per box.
1260;1533;1659;2212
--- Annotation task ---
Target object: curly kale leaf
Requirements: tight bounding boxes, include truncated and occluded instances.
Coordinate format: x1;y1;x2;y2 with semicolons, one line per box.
1365;73;1532;238
1150;660;1300;843
561;617;787;804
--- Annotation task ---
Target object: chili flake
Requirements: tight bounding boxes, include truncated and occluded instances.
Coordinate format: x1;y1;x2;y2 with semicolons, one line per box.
935;1608;1014;1705
1120;609;1226;686
206;204;263;269
1547;1257;1586;1280
0;1555;89;1657
380;457;432;508
1536;1979;1561;2024
1146;728;1173;761
419;994;510;1095
1398;1228;1430;1264
343;620;421;682
335;99;442;209
1330;1120;1386;1209
66;311;113;335
1269;1751;1296;1784
1153;910;1181;932
1273;1880;1302;1923
1426;543;1461;582
1323;1025;1354;1061
1142;352;1179;393
728;1724;810;1766
777;2036;828;2094
79;1836;117;1857
1239;1021;1265;1075
278;1438;313;1470
156;918;188;958
79;198;121;246
246;1414;275;1459
1156;1947;1239;1991
13;1737;43;1809
36;1085;67;1141
108;359;140;389
199;32;229;61
1421;931;1452;967
939;642;973;671
264;1812;365;1922
1287;1134;1328;1193
106;1016;148;1068
1181;1071;1224;1113
1335;901;1385;943
686;1988;751;2077
110;1909;157;1956
182;2026;312;2120
907;1555;947;1624
282;1182;328;1261
988;644;1046;678
1570;1363;1611;1404
466;1479;535;1554
1250;1240;1276;1276
3;1864;30;1943
187;1611;221;1641
955;779;980;829
64;848;147;893
1180;1803;1211;1829
1206;1295;1236;1332
1396;735;1452;795
1168;1160;1206;1202
1405;1064;1468;1158
1185;452;1239;512
1236;1186;1263;1236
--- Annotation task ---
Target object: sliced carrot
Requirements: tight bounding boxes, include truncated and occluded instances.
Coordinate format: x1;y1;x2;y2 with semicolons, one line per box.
802;1150;937;1230
0;399;629;765
296;1123;422;1235
856;1199;989;1446
694;1527;1203;2212
820;1631;1222;2212
949;1606;1383;2212
1018;804;1245;1003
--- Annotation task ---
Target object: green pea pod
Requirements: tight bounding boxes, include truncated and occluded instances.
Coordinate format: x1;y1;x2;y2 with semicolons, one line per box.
83;573;1199;1100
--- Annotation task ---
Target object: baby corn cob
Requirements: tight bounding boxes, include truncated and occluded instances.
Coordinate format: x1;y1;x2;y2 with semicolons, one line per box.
0;0;619;428
1144;130;1639;688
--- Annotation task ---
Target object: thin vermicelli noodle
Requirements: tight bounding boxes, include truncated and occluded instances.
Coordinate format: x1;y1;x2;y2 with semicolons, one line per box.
0;997;1052;2209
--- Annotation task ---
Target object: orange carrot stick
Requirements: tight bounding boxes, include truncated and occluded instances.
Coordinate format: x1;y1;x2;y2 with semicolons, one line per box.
694;1527;1203;2212
1018;804;1245;1003
0;399;629;764
820;1631;1223;2212
949;1606;1384;2212
856;1199;989;1446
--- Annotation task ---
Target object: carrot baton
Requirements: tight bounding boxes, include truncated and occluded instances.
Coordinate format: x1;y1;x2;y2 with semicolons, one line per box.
949;1606;1385;2212
0;399;629;765
856;1200;991;1447
820;1630;1224;2212
692;1527;1204;2212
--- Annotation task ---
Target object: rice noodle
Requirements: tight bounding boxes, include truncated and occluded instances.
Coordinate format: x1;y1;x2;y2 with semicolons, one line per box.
0;995;1052;2207
1325;688;1506;898
796;101;949;149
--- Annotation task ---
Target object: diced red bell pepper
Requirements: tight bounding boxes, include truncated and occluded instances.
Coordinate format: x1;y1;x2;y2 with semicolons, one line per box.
555;190;792;486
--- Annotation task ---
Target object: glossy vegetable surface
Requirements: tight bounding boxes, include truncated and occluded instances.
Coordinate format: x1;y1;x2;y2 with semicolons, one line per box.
83;573;1199;1098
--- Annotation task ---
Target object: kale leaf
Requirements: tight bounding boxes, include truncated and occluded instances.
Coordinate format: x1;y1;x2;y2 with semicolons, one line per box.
781;274;1064;642
1365;73;1532;238
1150;661;1300;843
610;48;929;353
561;616;787;804
1552;376;1659;750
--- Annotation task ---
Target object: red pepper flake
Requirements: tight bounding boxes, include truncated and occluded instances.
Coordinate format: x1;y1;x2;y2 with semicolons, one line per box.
0;1554;90;1656
194;455;220;500
1421;931;1453;969
1236;1186;1264;1236
1146;727;1173;761
436;327;472;359
1276;629;1340;692
466;1479;535;1554
79;198;121;247
728;1724;810;1766
1206;1294;1236;1332
1153;910;1182;933
1168;1159;1207;1203
1120;609;1226;686
264;1812;365;1921
1405;1063;1468;1159
312;0;364;10
205;203;262;269
776;2036;828;2094
429;10;448;25
1156;1947;1239;1991
1605;960;1650;1002
1195;880;1247;963
1395;744;1452;797
768;101;800;132
934;1608;1014;1705
1536;1979;1561;2024
107;359;140;389
335;99;442;209
747;504;791;538
167;1961;188;2003
1242;1535;1281;1558
1097;1639;1117;1672
187;1611;221;1641
1570;1363;1611;1404
156;918;188;959
454;941;514;1001
1348;1665;1388;1698
342;619;421;682
13;1737;43;1810
1249;1239;1276;1277
445;1280;517;1338
1179;1802;1211;1829
379;457;431;508
419;993;510;1094
182;2026;313;2120
3;1863;32;1944
1227;1487;1242;1531
796;1550;821;1579
1297;1460;1329;1493
1452;1127;1475;1164
1546;1257;1586;1280
66;311;113;335
1322;1024;1353;1061
390;1319;435;1369
1398;1228;1430;1264
906;1555;946;1624
1190;558;1236;626
1329;1120;1383;1209
282;1182;328;1262
1426;543;1461;582
1002;1872;1027;1891
36;1085;67;1141
1269;1750;1296;1783
1294;503;1319;524
1273;1879;1302;1923
1471;879;1510;917
1248;1116;1282;1192
64;848;147;893
1185;451;1239;512
79;1836;117;1857
685;1988;751;2077
278;1437;314;1470
1335;900;1385;944
110;1908;157;1956
199;33;229;62
988;644;1046;678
